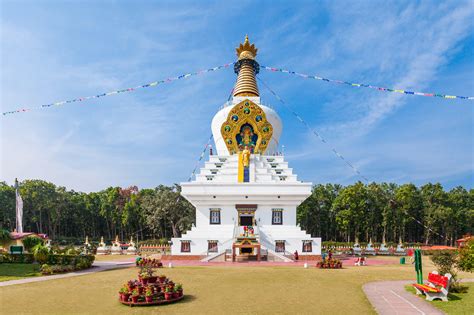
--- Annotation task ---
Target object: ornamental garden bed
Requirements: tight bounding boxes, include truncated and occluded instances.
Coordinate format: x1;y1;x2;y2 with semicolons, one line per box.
316;258;343;269
118;265;184;307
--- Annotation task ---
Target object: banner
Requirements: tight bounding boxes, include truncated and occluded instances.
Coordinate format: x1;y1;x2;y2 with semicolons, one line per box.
262;65;473;100
2;63;234;116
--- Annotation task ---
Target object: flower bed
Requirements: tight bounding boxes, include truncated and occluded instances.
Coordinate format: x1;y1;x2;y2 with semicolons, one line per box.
118;266;184;307
316;258;343;269
136;257;163;268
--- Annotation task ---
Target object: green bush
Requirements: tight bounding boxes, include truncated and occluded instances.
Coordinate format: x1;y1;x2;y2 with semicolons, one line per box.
457;239;474;272
32;244;50;264
430;250;468;293
22;236;44;252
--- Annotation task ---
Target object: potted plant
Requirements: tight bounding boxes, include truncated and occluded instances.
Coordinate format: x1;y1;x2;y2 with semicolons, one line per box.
159;274;167;283
167;281;175;291
145;287;154;303
164;287;173;301
137;283;144;295
148;271;158;284
175;283;183;297
131;289;140;303
127;280;136;291
119;286;130;301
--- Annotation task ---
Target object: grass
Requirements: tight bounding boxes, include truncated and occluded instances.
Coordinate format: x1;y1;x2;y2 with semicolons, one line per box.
0;263;41;282
405;283;474;315
0;257;472;315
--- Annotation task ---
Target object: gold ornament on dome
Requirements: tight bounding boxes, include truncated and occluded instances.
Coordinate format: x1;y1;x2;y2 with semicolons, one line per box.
220;99;273;155
236;35;258;60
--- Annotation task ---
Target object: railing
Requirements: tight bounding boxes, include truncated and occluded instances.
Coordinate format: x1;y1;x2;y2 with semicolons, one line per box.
257;227;295;260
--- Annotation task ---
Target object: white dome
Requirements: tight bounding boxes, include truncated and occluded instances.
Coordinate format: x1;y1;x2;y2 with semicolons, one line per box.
211;97;282;156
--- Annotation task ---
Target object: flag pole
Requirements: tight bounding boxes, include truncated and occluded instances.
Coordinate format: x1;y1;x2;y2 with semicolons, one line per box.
15;178;23;234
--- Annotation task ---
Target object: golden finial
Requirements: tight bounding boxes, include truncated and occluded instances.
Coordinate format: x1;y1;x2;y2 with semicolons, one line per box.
236;35;258;60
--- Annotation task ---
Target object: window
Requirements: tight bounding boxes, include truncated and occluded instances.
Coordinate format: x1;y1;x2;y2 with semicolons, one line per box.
210;209;221;224
208;241;218;253
275;241;285;253
302;240;312;253
181;241;191;253
272;209;283;225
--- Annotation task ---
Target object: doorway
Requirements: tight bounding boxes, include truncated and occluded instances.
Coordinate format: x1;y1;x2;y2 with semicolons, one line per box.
239;215;253;226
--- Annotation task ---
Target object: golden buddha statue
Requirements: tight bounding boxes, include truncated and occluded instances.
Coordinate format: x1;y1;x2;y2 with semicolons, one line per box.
242;146;250;167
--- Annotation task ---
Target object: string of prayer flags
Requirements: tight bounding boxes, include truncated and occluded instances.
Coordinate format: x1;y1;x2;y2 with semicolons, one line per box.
2;63;234;116
261;65;473;100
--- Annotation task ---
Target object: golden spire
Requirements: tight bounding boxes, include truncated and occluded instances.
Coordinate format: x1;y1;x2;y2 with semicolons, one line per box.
233;35;259;97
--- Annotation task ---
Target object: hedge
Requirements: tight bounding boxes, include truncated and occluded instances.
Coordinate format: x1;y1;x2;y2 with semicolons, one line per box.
0;253;95;268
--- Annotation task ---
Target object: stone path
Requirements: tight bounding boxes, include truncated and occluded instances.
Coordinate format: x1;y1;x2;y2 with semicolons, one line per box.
363;279;474;315
0;261;133;287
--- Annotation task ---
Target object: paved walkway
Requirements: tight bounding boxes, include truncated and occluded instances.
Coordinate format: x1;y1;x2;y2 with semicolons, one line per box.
0;261;133;287
363;279;474;315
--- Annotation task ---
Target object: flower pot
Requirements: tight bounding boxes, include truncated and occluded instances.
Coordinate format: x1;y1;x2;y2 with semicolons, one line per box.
122;293;131;302
138;286;144;295
141;278;149;285
172;291;179;299
131;296;139;303
178;289;183;297
164;292;173;301
159;276;166;283
145;296;153;303
148;276;157;283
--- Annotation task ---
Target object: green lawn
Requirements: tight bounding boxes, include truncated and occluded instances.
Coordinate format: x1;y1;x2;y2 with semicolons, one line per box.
0;258;472;315
0;263;41;282
406;283;474;315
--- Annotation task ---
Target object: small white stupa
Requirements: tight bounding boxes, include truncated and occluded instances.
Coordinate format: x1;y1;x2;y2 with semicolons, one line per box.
82;236;91;255
126;236;137;255
96;236;108;255
378;235;389;255
353;237;362;256
395;237;406;255
111;235;122;255
365;238;376;255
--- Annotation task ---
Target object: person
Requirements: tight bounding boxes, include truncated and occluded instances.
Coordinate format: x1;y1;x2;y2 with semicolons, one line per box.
294;250;299;261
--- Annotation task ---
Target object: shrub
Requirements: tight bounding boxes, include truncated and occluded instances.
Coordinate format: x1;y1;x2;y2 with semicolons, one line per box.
457;238;474;273
22;236;44;252
430;250;468;293
32;244;50;264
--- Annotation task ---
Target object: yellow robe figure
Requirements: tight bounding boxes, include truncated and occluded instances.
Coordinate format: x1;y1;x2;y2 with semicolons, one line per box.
238;148;251;182
242;148;250;167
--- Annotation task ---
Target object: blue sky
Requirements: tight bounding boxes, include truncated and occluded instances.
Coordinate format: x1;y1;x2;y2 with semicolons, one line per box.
1;0;473;192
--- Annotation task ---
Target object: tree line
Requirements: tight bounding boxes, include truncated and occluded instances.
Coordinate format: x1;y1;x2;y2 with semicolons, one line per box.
0;180;194;243
298;182;473;246
0;180;472;245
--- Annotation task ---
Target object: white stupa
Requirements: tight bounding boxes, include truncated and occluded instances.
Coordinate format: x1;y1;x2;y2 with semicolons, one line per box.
126;236;137;255
111;235;122;255
171;36;321;261
96;236;108;255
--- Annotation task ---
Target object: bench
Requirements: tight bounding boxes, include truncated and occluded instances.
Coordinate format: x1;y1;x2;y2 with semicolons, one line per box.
10;245;23;255
412;271;452;301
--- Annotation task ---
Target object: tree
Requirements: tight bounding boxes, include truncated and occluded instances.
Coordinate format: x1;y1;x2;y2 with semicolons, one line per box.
141;185;194;238
333;182;368;242
0;182;15;230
